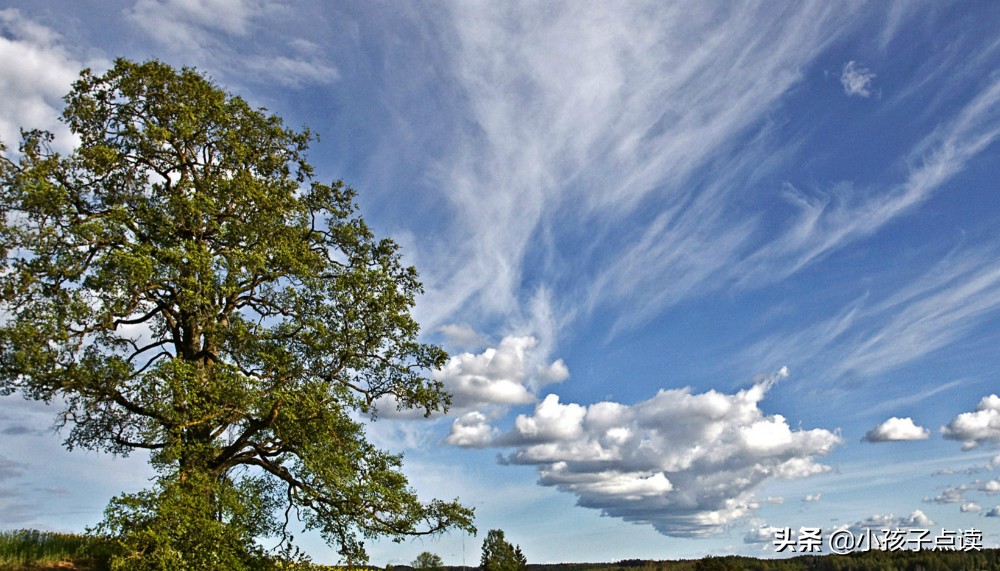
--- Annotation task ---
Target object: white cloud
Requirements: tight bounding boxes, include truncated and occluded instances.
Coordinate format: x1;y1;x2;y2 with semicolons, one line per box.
744;524;787;545
924;485;968;504
804;493;822;502
942;395;1000;450
0;9;85;151
414;2;861;330
445;411;499;448
403;4;1000;346
592;50;1000;338
980;479;1000;492
243;53;339;88
840;61;876;97
737;71;1000;291
436;335;567;411
510;394;586;443
863;417;930;442
126;0;337;87
438;323;485;349
961;502;981;513
129;0;270;38
840;510;934;535
454;368;841;537
743;247;1000;385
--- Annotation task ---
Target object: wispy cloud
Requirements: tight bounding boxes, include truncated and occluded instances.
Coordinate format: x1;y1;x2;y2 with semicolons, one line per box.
741;246;1000;386
414;2;860;332
840;61;876;97
126;0;337;87
414;1;1000;347
0;454;24;481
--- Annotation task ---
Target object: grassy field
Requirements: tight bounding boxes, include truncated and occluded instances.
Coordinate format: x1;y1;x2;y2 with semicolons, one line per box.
0;529;111;570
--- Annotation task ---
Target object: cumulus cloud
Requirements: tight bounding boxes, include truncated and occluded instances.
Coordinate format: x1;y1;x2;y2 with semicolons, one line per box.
0;9;85;151
979;478;1000;492
446;411;500;447
437;335;568;411
961;502;981;513
376;335;566;422
804;493;822;502
924;485;968;504
453;368;841;537
863;417;930;442
942;395;1000;449
840;61;876;97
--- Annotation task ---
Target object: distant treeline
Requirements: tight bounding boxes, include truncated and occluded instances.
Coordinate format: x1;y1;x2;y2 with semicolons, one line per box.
520;550;1000;571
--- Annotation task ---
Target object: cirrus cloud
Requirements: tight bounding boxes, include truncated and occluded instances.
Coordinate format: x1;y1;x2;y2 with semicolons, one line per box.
840;60;876;97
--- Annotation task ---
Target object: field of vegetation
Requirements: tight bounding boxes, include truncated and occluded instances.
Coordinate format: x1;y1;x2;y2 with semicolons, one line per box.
0;530;112;570
3;530;999;571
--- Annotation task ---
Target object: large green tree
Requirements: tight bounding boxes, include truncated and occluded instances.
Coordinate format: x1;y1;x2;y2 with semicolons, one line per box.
0;59;474;569
480;530;525;571
412;551;445;571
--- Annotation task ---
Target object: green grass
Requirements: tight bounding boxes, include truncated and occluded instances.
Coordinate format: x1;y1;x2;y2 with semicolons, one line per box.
0;529;111;570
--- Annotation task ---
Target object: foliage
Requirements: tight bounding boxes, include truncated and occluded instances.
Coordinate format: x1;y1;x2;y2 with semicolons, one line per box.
0;59;474;570
412;551;444;571
480;530;525;571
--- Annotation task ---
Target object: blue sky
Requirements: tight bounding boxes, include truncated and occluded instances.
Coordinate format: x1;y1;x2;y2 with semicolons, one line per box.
2;0;1000;565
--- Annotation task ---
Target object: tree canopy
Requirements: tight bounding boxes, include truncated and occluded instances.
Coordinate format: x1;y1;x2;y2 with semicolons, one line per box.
0;59;474;569
413;551;445;571
480;530;526;571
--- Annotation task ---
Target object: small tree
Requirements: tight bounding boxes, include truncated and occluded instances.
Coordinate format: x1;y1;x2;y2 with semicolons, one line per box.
480;530;525;571
413;551;445;571
0;59;474;569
